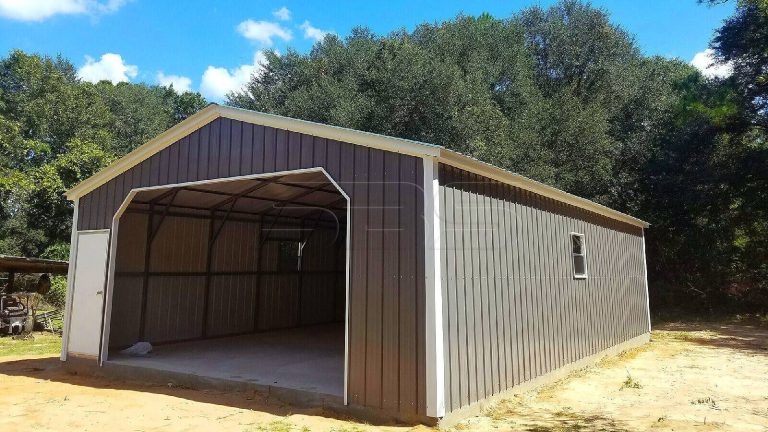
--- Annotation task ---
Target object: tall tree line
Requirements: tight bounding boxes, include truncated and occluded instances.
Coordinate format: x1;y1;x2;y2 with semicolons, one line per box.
0;0;765;312
0;51;207;259
230;0;767;311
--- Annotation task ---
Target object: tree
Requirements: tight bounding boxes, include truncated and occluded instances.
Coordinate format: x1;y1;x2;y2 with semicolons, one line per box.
709;0;768;128
0;50;207;257
229;1;768;312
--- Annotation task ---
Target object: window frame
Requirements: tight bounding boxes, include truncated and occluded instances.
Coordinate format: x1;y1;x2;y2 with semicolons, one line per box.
570;232;588;279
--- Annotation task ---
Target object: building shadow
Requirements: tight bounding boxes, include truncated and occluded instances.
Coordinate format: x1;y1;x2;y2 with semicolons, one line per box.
655;321;768;354
0;355;411;428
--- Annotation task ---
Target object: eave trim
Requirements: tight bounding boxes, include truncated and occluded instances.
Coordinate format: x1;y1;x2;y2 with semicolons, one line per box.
65;105;649;228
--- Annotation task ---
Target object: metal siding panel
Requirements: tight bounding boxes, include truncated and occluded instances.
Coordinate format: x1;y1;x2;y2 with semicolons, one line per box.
188;130;200;183
275;129;288;171
92;183;103;230
550;198;566;369
300;134;314;168
496;182;513;391
440;172;456;412
326;139;340;181
158;147;170;186
288;131;301;169
218;117;231;178
534;194;553;373
365;148;384;408
348;143;368;407
505;184;521;386
251;124;264;174
523;190;539;381
263;125;276;172
559;201;576;364
231;119;242;176
178;136;189;183
415;159;427;416
397;154;418;415
465;172;480;400
453;168;470;409
168;139;180;184
314;137;327;168
482;180;500;395
381;151;399;411
545;198;559;369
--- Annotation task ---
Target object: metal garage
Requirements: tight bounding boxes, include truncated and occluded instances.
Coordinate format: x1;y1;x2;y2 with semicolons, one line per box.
61;104;651;423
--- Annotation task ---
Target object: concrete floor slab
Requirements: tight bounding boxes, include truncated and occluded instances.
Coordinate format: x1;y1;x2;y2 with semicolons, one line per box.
108;323;344;397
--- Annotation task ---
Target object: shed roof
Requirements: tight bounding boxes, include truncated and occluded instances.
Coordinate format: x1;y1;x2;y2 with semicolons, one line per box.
0;255;69;274
66;104;649;228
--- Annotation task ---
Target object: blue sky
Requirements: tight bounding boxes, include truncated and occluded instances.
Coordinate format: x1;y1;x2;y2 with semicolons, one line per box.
0;0;735;101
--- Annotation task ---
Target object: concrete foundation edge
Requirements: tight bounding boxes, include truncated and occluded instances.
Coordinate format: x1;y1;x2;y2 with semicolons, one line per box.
438;332;651;429
60;355;436;426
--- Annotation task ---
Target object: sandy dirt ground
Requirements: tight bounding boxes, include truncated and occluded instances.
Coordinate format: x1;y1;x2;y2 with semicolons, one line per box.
453;321;768;431
0;321;766;431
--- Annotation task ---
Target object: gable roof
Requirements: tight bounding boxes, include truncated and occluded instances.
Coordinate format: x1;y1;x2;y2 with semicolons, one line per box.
66;104;649;228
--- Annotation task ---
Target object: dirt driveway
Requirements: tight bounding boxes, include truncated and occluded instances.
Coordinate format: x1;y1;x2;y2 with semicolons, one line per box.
0;321;766;431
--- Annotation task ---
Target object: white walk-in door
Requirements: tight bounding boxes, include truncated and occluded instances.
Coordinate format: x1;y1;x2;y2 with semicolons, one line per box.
66;230;110;357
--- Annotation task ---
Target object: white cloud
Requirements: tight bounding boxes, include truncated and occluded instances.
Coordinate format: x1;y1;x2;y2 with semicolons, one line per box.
300;20;331;42
157;72;192;93
0;0;128;22
236;19;291;47
691;49;733;79
200;52;267;101
272;6;290;21
77;53;138;84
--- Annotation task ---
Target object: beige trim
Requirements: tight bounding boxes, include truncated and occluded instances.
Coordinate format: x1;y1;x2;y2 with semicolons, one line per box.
438;150;649;228
65;104;648;228
423;157;445;417
60;198;79;361
219;105;442;158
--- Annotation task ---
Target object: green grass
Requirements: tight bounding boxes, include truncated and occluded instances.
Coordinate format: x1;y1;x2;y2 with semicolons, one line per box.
0;332;62;357
620;371;643;390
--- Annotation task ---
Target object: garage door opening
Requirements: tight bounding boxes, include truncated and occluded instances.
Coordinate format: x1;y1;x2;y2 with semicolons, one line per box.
102;169;348;400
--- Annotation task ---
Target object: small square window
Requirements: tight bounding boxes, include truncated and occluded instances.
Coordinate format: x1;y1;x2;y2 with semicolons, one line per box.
571;233;587;279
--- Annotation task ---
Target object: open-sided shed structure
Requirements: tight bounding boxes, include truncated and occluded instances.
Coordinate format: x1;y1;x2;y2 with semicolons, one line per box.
62;104;650;423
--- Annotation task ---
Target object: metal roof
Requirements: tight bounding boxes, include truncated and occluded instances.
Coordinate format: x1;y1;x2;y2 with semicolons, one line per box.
66;104;649;228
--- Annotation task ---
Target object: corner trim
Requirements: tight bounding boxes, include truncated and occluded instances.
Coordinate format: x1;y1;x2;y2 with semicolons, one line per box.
641;229;651;332
423;157;445;417
60;198;79;361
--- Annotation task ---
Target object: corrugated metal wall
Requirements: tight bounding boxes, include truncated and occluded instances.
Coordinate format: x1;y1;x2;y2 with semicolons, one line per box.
79;117;427;417
110;214;344;344
437;164;649;413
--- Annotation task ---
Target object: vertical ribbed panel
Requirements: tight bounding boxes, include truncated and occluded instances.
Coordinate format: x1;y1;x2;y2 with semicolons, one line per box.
86;117;428;417
439;164;649;413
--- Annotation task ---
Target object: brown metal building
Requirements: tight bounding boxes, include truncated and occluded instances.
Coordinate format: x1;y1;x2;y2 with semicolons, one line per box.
61;104;650;423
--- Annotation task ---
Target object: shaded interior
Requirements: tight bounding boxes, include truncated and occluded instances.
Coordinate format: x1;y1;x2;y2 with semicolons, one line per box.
106;170;347;394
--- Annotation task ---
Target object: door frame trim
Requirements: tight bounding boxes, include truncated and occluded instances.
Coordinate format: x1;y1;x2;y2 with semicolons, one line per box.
98;167;352;405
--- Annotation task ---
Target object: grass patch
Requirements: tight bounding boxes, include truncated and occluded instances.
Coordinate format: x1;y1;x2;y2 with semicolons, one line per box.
690;396;719;409
620;371;642;390
0;332;61;357
246;419;304;432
